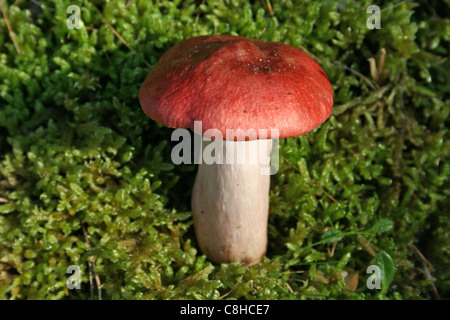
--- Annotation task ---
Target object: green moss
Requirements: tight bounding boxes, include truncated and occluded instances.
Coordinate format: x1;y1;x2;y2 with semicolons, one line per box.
0;0;448;299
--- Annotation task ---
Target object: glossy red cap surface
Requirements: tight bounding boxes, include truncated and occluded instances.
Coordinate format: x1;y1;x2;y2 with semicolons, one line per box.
139;35;333;140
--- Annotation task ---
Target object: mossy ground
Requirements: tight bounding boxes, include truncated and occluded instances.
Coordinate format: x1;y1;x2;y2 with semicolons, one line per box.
0;0;448;300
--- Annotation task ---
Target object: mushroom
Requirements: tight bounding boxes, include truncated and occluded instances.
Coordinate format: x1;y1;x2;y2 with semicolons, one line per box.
139;35;333;265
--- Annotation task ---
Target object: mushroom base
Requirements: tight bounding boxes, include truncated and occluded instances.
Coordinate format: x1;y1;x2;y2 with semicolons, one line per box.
191;138;272;266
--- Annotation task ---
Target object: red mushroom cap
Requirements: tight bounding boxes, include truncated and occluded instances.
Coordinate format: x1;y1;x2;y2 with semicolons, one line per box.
139;35;333;141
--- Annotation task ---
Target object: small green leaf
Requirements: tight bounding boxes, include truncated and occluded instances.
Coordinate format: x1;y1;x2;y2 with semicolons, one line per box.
375;250;396;295
371;219;394;235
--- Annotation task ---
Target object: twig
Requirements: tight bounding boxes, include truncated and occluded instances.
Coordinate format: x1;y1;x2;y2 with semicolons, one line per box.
266;0;274;16
256;26;267;41
368;48;388;84
381;0;413;12
296;217;332;234
377;48;386;78
332;84;392;116
103;18;132;51
219;290;232;299
82;226;95;299
285;282;294;294
194;0;205;27
194;12;200;26
409;243;433;270
82;225;102;300
357;235;377;257
94;6;151;68
409;243;440;300
0;0;21;54
320;188;338;203
285;270;305;275
94;266;102;300
333;60;376;90
368;58;378;83
298;44;318;62
261;0;274;16
281;155;300;173
327;242;337;257
219;274;244;299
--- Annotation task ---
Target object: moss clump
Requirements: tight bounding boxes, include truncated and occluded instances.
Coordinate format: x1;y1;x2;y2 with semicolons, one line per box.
0;0;448;299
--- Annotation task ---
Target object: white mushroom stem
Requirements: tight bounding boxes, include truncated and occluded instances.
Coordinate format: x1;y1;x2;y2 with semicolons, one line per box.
191;138;272;266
